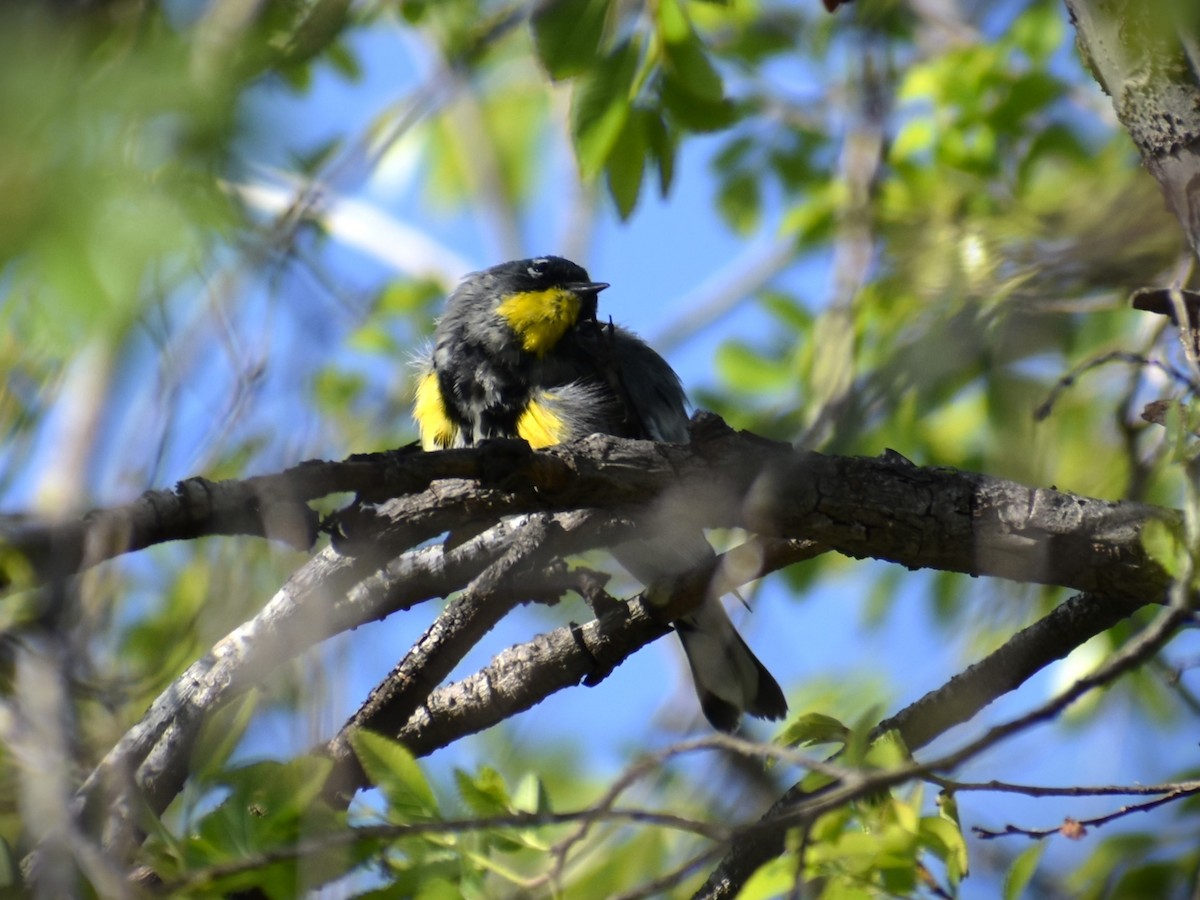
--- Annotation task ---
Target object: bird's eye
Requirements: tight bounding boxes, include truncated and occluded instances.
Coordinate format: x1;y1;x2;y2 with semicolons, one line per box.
526;258;549;279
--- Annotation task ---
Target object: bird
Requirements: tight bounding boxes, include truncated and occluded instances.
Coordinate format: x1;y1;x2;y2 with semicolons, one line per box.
412;255;787;731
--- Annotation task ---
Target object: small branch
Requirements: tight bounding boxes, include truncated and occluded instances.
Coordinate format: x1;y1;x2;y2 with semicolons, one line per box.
694;590;1163;899
544;731;856;890
615;845;729;900
319;538;828;793
931;601;1190;778
1034;350;1199;422
0;475;320;587
973;784;1200;840
876;591;1148;751
161;731;844;897
320;514;606;803
933;776;1200;798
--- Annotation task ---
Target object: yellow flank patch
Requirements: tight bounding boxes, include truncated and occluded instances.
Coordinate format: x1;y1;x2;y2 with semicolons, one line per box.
516;396;565;448
413;372;459;449
496;288;581;356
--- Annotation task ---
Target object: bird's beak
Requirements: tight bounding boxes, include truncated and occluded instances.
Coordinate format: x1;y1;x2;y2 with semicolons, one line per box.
565;281;608;321
565;281;609;295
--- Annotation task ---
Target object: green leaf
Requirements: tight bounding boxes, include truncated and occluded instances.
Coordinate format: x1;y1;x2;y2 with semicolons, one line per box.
571;41;641;177
605;108;649;218
350;729;439;821
325;41;362;80
760;289;813;332
399;0;427;23
347;321;401;354
455;766;512;817
190;691;260;784
378;278;444;315
1004;841;1045;900
216;757;335;831
991;71;1064;134
717;167;761;234
532;0;611;80
511;772;551;814
659;73;739;132
864;729;911;770
657;0;723;102
890;117;936;163
780;181;841;242
738;854;797;900
1112;862;1184;899
0;837;17;888
840;705;885;767
713;134;756;173
178;758;351;898
919;816;970;885
715;341;791;393
1010;1;1065;63
776;712;850;748
1141;518;1185;580
656;0;692;43
644;112;677;195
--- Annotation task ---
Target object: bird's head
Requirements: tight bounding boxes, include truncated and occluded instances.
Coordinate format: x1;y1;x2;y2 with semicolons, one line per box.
459;256;609;357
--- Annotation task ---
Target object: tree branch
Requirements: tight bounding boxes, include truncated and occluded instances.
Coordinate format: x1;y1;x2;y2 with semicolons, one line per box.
79;511;619;851
10;415;1174;599
323;538;825;785
28;413;1178;873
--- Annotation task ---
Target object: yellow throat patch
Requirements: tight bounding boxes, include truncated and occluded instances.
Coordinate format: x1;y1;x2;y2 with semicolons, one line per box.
413;372;459;449
496;288;581;356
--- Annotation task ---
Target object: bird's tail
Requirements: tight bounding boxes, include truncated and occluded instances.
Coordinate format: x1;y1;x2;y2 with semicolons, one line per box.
612;532;787;732
673;597;788;732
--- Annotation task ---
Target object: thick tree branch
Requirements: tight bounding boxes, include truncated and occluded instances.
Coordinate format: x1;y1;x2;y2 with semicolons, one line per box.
5;415;1175;601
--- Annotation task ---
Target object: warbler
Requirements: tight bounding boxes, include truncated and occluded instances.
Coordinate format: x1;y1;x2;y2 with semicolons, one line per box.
412;256;787;731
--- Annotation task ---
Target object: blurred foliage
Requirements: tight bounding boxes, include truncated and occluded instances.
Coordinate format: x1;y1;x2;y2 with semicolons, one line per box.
0;0;1199;896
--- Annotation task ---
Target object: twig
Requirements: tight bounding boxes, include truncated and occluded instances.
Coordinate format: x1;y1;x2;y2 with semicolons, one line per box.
972;784;1200;840
694;590;1175;899
543;732;860;889
932;776;1200;798
1034;350;1199;422
159;804;731;895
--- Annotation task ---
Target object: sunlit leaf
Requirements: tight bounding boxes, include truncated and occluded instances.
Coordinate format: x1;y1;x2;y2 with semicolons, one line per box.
571;40;641;177
1004;841;1045;900
605;108;649;218
350;730;439;821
